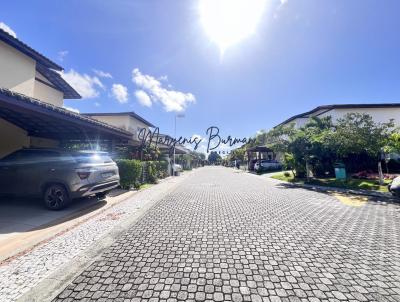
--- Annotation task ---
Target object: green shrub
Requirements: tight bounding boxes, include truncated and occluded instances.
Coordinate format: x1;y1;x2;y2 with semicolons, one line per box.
116;159;142;189
284;171;291;177
155;160;169;178
143;160;170;183
146;161;158;183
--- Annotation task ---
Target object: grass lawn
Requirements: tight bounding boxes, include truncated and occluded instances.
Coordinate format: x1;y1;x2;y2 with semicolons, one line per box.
139;183;153;190
271;172;391;192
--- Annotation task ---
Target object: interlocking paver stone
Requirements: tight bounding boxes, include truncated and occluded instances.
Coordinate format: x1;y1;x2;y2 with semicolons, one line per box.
51;167;400;301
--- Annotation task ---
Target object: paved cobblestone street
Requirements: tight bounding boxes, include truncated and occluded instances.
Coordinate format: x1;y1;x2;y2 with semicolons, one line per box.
53;167;400;302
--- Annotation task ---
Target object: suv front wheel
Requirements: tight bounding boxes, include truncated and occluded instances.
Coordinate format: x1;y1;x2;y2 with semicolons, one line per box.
43;184;70;210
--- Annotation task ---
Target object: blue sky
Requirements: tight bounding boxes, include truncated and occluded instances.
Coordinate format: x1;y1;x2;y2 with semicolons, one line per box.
1;0;400;152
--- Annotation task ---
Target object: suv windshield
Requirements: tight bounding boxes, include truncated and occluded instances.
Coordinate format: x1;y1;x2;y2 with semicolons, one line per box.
0;150;62;164
73;152;113;164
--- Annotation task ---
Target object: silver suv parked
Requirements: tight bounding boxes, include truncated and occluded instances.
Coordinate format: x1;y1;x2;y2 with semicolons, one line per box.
254;160;282;172
0;148;120;210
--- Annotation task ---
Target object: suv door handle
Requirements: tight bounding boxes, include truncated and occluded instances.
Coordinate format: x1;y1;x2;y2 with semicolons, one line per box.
50;168;56;172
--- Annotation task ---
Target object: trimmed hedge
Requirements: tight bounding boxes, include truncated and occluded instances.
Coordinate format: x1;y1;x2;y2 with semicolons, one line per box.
117;159;170;189
116;159;142;189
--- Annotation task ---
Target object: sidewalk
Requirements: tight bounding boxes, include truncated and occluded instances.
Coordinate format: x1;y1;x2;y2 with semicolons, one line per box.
0;189;137;262
0;172;191;302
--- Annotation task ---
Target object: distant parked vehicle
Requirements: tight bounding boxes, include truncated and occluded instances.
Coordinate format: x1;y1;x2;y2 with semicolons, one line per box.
254;160;282;172
173;164;183;172
388;176;400;197
0;148;120;210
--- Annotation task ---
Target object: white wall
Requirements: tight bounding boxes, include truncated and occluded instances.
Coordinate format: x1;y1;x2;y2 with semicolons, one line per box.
0;118;60;159
88;115;131;131
0;118;29;158
33;75;64;107
127;117;151;140
87;114;150;141
0;39;66;158
284;107;400;129
0;40;36;97
319;108;400;127
290;117;309;128
0;41;64;107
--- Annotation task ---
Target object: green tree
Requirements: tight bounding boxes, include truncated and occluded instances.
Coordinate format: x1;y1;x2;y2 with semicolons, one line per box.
331;113;394;158
265;123;298;154
208;151;222;164
266;113;395;177
384;131;400;154
282;152;297;177
267;120;324;177
229;147;246;161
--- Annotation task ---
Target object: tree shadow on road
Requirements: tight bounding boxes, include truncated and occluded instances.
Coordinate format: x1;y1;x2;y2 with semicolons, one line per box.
274;182;400;207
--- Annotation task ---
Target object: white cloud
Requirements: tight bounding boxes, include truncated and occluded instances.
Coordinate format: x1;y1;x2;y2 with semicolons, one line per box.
93;69;113;79
274;0;288;18
57;50;68;62
183;134;208;153
196;143;208;154
60;69;104;99
112;84;129;104
187;139;208;154
132;68;196;112
135;90;152;107
0;22;16;38
94;102;101;107
191;134;203;141
63;105;80;113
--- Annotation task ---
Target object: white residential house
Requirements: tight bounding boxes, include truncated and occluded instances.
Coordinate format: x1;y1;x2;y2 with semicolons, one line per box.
0;27;188;166
0;34;78;108
277;104;400;129
273;103;400;163
0;28;138;158
83;113;189;175
83;112;155;143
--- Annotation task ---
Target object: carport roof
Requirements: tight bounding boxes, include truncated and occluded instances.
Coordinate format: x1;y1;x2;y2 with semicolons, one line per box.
0;88;132;141
247;146;273;153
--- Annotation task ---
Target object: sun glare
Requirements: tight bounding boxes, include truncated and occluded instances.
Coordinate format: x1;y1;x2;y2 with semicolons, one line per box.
199;0;267;54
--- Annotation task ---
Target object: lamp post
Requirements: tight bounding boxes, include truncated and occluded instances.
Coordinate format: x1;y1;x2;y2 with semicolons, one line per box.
173;113;185;175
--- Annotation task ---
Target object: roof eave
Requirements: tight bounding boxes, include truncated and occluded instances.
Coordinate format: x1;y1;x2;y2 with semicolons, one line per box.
36;64;81;99
275;103;400;128
0;88;132;140
0;28;63;71
83;112;155;128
